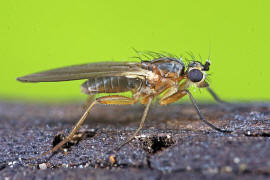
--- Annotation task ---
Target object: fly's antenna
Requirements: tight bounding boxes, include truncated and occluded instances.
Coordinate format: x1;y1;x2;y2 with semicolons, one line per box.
202;43;212;71
207;42;212;63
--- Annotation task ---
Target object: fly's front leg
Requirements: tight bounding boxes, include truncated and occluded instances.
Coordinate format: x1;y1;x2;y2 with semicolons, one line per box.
159;88;231;133
159;80;190;105
185;90;232;133
159;87;187;105
206;87;229;105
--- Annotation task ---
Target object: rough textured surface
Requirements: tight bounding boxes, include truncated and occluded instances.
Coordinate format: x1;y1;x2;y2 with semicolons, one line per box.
0;101;269;180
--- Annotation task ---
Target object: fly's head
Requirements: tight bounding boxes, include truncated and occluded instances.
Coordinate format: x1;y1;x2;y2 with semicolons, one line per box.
186;60;210;88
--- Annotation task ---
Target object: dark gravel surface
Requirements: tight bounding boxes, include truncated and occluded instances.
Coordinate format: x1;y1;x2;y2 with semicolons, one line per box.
0;101;269;180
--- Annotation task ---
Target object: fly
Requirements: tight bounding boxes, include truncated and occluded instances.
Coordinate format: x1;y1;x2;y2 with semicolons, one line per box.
17;51;231;158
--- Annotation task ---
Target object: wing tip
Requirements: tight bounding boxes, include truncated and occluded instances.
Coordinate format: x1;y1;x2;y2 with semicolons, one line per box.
16;76;26;82
16;76;36;82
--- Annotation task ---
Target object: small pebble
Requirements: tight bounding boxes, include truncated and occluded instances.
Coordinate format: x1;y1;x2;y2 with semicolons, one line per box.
233;157;240;164
206;168;218;174
109;155;116;164
186;125;193;129
186;165;191;171
136;134;146;139
62;164;69;168
39;163;47;170
239;163;247;172
221;166;232;173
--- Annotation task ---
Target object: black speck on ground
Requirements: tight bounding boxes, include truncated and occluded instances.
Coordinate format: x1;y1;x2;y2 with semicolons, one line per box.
0;101;269;180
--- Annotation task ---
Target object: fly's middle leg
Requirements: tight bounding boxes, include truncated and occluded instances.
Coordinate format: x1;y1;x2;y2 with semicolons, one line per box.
95;94;152;151
114;96;153;151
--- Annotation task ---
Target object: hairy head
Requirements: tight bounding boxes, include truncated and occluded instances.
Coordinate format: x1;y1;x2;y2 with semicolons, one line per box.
186;60;210;87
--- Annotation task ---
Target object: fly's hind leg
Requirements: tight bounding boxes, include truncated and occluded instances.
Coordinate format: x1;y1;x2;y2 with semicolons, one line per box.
37;99;98;159
36;94;140;159
82;95;95;111
96;95;139;105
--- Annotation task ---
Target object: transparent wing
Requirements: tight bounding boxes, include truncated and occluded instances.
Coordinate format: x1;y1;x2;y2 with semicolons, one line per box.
17;62;147;82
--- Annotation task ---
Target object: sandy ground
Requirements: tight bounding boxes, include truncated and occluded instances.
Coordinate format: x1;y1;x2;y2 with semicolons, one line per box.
0;101;269;180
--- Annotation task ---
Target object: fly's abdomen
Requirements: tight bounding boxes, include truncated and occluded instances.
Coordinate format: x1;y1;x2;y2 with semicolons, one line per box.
81;76;142;94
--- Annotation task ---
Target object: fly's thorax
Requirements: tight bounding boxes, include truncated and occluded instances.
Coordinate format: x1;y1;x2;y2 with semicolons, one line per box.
141;57;185;79
139;58;186;95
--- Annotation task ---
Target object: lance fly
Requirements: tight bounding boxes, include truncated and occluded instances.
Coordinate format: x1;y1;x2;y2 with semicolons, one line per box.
17;51;231;158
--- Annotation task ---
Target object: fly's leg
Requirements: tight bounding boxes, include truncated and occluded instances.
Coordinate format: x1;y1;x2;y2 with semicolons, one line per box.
206;87;229;105
159;88;231;133
114;96;153;151
36;95;140;159
159;87;186;105
82;95;95;111
92;94;146;151
37;99;98;159
185;90;232;133
96;95;139;105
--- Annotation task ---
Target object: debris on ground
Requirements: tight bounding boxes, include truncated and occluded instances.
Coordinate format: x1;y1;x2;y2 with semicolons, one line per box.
0;101;269;179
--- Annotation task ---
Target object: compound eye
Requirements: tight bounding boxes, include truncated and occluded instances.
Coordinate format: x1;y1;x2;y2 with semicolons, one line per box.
187;69;203;82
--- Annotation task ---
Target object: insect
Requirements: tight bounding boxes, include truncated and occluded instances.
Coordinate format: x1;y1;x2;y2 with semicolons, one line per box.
17;51;231;158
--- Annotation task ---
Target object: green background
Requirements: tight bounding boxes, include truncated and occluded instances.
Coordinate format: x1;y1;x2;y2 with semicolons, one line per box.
1;0;269;102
